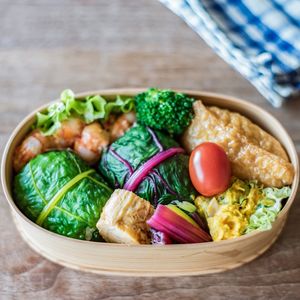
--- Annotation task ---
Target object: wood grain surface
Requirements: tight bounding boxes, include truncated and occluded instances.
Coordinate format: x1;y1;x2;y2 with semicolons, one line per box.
0;1;299;299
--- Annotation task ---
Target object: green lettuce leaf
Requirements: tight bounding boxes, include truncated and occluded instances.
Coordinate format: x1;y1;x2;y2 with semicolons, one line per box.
246;186;291;233
36;89;134;136
14;150;112;240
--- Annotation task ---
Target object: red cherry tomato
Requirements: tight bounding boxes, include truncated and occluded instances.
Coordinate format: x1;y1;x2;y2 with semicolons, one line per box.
189;142;231;197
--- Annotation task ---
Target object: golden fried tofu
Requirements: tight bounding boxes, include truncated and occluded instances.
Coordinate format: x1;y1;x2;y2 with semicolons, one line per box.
208;106;288;160
97;189;154;244
182;101;294;187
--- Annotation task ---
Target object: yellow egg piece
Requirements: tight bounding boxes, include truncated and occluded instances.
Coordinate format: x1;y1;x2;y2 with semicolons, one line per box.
194;178;263;241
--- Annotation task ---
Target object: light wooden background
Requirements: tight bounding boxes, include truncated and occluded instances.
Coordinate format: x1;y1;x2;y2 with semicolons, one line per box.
1;1;299;299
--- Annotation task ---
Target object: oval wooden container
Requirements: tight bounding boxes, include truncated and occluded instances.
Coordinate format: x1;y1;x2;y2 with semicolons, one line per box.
1;89;299;276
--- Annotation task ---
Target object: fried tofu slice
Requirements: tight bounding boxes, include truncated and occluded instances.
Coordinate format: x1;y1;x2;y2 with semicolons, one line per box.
97;189;154;244
182;101;294;187
230;143;294;187
208;106;288;160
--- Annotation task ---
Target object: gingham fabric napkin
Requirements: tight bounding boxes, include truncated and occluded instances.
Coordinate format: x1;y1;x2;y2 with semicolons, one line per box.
159;0;300;107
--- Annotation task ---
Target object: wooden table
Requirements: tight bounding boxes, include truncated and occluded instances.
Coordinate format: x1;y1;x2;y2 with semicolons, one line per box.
1;1;299;299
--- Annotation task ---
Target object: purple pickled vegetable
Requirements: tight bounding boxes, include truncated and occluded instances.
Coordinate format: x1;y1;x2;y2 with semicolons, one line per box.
190;211;209;233
147;205;212;244
150;229;172;245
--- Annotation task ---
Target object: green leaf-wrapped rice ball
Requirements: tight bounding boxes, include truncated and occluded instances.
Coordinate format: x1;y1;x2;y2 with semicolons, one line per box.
14;150;112;240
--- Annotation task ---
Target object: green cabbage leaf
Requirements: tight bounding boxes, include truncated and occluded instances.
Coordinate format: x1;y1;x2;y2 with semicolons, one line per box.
14;150;112;240
246;186;291;233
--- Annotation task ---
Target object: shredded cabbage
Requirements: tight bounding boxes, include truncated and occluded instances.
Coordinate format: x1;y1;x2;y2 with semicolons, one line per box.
246;186;291;233
36;89;134;136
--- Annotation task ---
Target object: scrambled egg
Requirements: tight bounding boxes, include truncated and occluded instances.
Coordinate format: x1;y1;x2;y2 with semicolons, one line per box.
195;178;263;241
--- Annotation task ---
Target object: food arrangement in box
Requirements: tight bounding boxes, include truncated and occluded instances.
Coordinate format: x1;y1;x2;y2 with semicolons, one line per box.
12;88;294;245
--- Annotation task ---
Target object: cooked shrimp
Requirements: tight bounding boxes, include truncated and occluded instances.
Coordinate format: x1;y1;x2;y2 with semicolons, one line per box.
102;114;117;131
13;134;43;172
74;122;110;163
109;112;136;142
52;118;85;148
14;113;134;171
13;118;85;172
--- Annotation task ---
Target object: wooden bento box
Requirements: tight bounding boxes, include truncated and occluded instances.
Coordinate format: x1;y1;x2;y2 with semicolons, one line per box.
1;89;299;276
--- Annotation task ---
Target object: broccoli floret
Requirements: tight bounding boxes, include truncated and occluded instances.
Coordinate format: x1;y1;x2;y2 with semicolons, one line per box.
135;88;195;135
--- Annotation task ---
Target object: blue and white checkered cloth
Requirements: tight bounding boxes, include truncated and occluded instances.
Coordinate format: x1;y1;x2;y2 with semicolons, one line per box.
159;0;300;107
